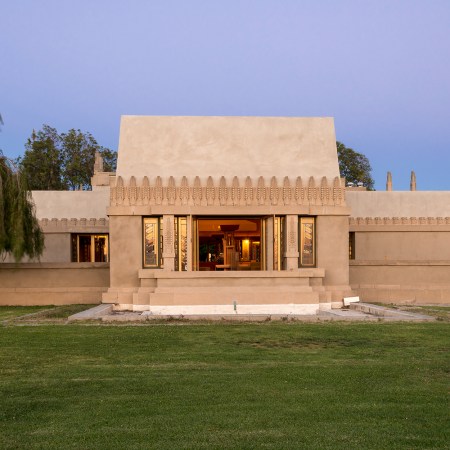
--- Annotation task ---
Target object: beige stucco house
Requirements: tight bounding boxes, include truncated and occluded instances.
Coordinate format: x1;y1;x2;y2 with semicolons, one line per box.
1;116;449;310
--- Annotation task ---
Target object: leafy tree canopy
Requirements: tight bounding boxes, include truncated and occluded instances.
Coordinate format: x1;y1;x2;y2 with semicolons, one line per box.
19;125;117;190
0;151;44;261
336;141;374;190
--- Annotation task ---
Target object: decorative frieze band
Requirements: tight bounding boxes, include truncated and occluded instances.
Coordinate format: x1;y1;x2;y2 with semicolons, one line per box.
110;176;346;207
350;217;450;226
39;218;109;230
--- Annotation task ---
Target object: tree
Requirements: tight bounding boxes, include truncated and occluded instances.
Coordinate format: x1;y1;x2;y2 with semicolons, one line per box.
19;125;117;190
20;125;65;190
60;129;116;190
336;141;374;190
0;151;44;261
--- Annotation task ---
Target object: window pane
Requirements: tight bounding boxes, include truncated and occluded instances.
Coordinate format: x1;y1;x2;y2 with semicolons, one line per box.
71;235;78;262
175;217;188;271
159;217;164;268
144;218;159;267
349;232;355;260
78;235;91;262
72;234;109;263
300;217;315;267
274;216;285;271
94;236;108;262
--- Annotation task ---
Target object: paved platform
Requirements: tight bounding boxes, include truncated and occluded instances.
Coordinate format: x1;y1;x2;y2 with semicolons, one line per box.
68;303;436;323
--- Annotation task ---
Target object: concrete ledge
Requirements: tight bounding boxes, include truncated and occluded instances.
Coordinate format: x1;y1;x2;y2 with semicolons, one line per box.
0;288;106;306
63;302;437;323
0;262;110;269
143;303;319;315
139;268;325;279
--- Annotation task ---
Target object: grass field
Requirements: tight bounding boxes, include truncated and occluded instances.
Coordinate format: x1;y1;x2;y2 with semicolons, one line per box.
0;310;449;449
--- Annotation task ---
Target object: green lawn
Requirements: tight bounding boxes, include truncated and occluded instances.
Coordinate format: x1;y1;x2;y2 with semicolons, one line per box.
0;321;448;449
0;304;95;323
0;305;51;321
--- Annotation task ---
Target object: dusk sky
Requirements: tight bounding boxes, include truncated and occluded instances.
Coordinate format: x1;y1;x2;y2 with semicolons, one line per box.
2;0;449;190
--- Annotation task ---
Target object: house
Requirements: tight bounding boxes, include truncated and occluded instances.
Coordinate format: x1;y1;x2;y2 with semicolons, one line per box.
1;116;449;310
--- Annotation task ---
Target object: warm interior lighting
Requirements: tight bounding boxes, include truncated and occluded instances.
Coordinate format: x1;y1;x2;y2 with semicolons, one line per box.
242;239;250;260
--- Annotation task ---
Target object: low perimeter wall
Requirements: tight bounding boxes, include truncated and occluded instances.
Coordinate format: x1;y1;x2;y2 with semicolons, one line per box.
350;261;450;304
0;263;109;306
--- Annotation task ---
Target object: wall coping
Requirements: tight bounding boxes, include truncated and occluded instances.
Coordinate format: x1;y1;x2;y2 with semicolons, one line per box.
138;268;325;279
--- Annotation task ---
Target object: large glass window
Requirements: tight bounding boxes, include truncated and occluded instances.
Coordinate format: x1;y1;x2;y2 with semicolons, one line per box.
175;217;188;271
196;217;263;271
349;232;355;260
143;217;163;268
143;216;188;269
274;216;285;271
71;234;109;262
299;217;315;267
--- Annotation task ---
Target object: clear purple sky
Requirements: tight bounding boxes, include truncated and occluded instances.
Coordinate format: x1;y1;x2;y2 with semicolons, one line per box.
2;0;449;190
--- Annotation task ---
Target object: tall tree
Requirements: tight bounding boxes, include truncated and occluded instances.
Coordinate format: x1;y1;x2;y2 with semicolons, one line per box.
19;125;116;190
0;151;44;261
21;125;65;190
337;141;374;190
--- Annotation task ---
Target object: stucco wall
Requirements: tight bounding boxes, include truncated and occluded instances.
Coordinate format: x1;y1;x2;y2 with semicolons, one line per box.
347;191;450;217
350;261;450;304
354;231;450;261
1;234;72;263
109;215;142;289
316;215;350;298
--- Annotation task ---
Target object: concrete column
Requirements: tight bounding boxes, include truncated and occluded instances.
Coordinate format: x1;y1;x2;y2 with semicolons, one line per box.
284;215;299;270
162;215;175;271
265;216;274;271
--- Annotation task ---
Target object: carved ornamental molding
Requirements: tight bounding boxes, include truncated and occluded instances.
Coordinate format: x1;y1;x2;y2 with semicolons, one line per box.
110;176;346;208
38;218;109;231
350;217;450;226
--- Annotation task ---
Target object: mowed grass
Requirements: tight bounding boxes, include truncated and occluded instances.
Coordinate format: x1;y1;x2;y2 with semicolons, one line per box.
0;304;95;323
0;322;448;449
0;305;51;321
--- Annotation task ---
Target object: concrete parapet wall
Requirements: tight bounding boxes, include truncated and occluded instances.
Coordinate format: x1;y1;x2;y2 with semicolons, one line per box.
0;263;109;305
347;191;450;218
31;190;110;220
